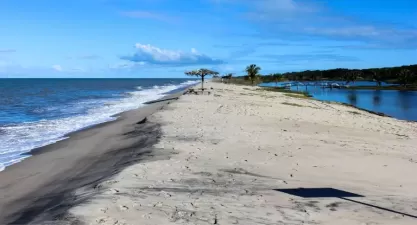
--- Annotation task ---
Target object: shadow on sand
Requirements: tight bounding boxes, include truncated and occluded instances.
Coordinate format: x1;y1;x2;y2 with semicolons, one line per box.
275;188;417;219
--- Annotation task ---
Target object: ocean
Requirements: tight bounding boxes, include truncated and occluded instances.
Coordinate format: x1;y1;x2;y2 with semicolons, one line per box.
261;81;417;122
0;78;198;171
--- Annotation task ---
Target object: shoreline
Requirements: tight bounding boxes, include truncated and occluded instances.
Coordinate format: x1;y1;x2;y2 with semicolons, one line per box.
0;89;189;224
257;85;416;123
0;81;198;172
317;99;417;123
64;81;417;224
1;81;417;224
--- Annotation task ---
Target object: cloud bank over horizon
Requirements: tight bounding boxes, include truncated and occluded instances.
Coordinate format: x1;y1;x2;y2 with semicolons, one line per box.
120;43;224;66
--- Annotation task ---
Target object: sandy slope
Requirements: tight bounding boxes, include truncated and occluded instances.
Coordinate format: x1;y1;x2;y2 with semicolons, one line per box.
69;82;417;225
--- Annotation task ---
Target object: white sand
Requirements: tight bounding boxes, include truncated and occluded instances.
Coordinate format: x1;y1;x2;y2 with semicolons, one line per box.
69;82;417;225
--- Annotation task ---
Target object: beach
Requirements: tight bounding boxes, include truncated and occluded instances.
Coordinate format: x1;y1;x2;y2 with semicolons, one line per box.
1;81;417;224
0;92;184;224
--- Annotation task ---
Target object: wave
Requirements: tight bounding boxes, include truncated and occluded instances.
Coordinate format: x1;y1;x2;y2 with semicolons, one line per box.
0;80;198;171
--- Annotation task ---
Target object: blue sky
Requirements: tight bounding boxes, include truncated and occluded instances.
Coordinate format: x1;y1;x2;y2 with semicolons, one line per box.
0;0;416;78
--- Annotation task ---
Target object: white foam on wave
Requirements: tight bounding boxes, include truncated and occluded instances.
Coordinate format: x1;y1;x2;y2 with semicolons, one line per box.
0;80;198;171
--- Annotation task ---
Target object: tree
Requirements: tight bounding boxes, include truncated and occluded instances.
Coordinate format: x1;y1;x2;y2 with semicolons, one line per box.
371;70;382;87
308;71;317;81
296;73;304;81
272;73;281;85
245;64;261;85
397;69;415;87
185;69;219;91
222;73;233;83
343;72;351;84
344;70;361;84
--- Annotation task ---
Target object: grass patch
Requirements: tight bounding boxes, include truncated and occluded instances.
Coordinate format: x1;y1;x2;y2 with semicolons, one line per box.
282;102;305;107
221;77;262;86
348;111;361;115
258;87;295;93
284;93;311;99
259;87;312;97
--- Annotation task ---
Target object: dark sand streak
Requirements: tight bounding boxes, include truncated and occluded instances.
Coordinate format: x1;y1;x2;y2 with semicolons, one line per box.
0;92;185;224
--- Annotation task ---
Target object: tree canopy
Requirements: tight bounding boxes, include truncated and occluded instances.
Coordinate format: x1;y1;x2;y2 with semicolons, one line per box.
250;64;417;86
185;68;219;90
245;64;261;85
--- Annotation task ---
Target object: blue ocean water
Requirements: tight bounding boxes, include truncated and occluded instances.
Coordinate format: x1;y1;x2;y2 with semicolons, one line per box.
260;81;417;122
0;78;198;171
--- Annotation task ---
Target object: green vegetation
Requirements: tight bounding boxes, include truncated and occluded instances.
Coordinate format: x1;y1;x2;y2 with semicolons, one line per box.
284;93;311;99
281;102;319;109
185;69;219;90
245;64;261;85
257;87;312;98
397;69;415;87
282;102;305;107
222;64;417;88
348;111;361;115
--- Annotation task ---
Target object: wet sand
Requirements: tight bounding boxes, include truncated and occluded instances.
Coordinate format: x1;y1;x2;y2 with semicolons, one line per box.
0;93;184;224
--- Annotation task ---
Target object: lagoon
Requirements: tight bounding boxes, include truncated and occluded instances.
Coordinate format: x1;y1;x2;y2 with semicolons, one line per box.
260;81;417;122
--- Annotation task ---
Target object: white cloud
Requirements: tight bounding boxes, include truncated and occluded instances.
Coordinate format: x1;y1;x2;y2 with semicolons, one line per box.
303;26;417;45
214;0;417;48
52;65;63;71
120;43;224;66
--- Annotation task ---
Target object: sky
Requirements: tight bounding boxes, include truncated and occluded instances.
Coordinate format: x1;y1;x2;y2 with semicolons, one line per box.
0;0;416;78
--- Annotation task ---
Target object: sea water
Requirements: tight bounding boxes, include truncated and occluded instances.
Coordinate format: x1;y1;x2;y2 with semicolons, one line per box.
0;78;198;171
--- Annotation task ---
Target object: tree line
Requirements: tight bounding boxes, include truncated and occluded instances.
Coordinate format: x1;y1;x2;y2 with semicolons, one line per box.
260;64;417;87
185;64;417;89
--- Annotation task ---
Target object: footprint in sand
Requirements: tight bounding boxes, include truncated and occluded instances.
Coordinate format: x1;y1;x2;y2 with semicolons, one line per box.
100;207;108;213
96;218;107;224
105;180;119;185
142;213;152;219
105;188;120;195
119;205;129;211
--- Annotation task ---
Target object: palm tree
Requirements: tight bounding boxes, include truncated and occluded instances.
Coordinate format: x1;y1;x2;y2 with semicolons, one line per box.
245;64;261;85
397;69;415;87
185;69;219;91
